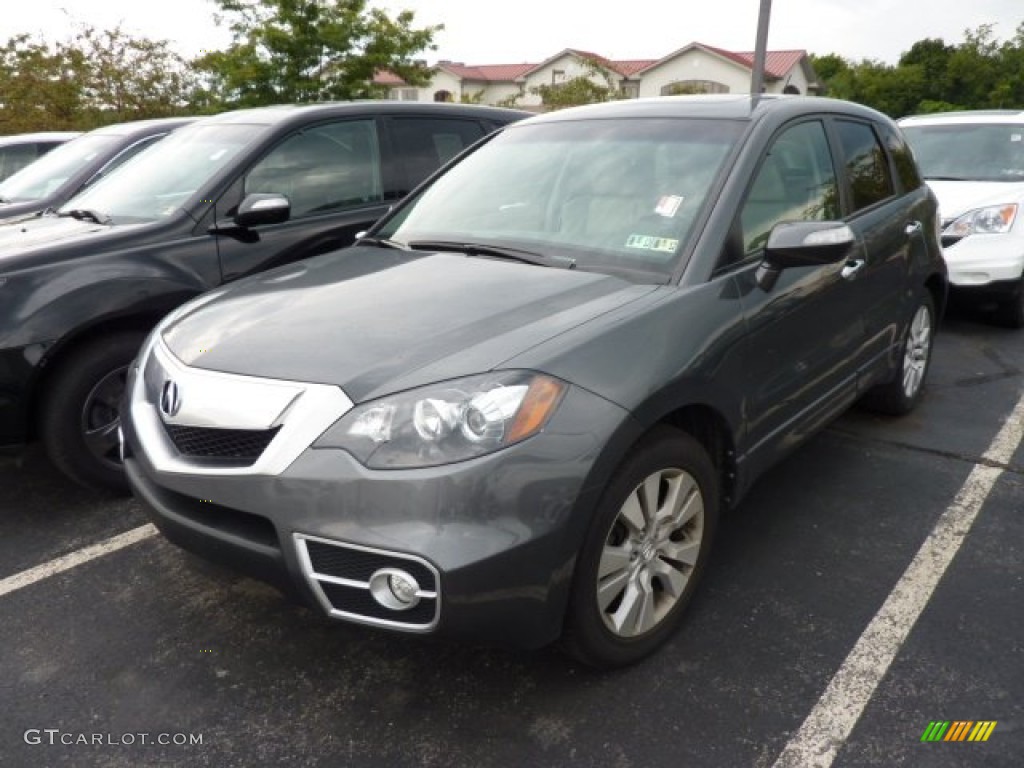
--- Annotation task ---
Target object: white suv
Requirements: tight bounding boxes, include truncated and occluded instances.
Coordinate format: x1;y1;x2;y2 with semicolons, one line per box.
900;110;1024;327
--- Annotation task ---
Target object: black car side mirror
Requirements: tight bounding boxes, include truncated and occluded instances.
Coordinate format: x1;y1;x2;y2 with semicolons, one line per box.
235;193;291;228
756;221;855;291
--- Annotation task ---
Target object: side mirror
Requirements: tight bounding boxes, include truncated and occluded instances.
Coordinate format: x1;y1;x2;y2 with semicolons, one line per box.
234;193;290;228
756;221;855;291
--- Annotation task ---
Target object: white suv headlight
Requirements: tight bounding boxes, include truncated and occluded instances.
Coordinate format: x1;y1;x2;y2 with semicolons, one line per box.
945;203;1017;237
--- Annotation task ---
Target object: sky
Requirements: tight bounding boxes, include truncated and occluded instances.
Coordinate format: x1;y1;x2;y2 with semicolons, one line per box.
3;0;1022;65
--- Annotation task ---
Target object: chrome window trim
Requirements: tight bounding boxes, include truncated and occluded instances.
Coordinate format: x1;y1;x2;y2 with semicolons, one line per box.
130;338;353;476
294;533;442;633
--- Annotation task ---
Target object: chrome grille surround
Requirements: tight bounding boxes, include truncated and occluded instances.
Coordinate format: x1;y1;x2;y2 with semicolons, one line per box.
130;338;353;476
294;533;441;632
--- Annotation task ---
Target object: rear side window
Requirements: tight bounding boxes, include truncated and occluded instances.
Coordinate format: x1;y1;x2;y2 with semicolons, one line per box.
881;125;922;192
836;120;894;212
389;118;486;193
0;144;41;180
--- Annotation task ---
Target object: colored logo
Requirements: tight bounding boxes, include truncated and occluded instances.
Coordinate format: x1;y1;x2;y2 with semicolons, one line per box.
921;721;996;742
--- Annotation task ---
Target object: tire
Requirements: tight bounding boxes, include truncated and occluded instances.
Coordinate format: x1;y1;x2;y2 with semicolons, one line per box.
994;275;1024;329
562;426;719;668
861;293;935;416
40;332;147;493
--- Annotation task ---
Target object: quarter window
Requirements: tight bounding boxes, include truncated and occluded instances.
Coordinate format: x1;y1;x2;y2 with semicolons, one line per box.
388;118;486;194
738;120;839;255
836;120;894;212
245;120;383;219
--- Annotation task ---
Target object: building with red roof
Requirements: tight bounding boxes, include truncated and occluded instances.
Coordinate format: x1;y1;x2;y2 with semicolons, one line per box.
376;43;820;108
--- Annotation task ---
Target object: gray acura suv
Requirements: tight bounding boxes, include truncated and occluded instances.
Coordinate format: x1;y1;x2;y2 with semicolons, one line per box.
122;95;947;667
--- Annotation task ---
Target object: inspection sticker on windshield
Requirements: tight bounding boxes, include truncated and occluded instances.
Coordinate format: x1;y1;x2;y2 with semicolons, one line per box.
654;195;684;217
626;234;679;253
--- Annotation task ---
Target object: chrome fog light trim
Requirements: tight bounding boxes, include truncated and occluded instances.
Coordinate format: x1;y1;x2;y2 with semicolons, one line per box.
294;533;441;633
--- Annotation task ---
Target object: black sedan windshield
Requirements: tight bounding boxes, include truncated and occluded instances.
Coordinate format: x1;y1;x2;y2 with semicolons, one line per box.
377;117;743;277
58;123;264;224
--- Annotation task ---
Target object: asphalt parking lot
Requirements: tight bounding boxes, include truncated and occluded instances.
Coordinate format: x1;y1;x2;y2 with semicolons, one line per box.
1;304;1021;768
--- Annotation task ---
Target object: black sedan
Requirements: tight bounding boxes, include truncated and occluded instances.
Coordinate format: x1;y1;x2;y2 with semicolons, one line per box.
0;118;193;222
0;102;529;491
121;95;947;667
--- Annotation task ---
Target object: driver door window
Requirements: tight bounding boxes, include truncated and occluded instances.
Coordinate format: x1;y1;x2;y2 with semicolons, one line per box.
738;120;839;256
245;120;383;219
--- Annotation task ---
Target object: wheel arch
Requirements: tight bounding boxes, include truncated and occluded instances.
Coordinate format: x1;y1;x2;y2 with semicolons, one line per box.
27;298;197;440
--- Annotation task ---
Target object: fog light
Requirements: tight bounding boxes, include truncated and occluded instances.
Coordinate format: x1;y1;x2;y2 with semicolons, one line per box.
368;568;421;611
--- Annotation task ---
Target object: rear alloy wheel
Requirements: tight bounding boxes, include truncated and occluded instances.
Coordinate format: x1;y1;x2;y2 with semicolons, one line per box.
564;427;718;667
40;332;146;493
862;294;934;415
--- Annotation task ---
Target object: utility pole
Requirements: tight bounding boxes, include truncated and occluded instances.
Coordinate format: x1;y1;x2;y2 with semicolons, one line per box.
750;0;772;101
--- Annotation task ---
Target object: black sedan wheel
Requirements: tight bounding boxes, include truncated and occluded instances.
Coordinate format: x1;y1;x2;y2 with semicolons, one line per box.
40;332;146;493
564;427;719;667
862;293;935;415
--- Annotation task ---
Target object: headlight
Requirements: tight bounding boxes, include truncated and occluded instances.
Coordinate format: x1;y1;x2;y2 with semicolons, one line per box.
315;372;566;468
945;203;1017;237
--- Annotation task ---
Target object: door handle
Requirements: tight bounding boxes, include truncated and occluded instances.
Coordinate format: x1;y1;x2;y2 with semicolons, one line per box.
841;259;866;280
905;221;922;236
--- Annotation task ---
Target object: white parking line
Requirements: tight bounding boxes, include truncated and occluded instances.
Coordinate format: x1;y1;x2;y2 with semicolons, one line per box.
773;391;1024;768
0;524;157;598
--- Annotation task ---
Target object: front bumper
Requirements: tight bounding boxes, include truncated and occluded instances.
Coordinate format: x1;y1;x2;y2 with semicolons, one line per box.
123;365;628;650
942;232;1024;291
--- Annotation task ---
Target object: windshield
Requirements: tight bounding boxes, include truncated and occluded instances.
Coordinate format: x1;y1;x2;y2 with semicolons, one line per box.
59;123;265;224
0;134;119;202
902;123;1024;181
376;117;743;278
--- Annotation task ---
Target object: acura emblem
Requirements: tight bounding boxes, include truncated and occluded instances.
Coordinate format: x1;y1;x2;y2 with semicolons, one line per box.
160;380;182;418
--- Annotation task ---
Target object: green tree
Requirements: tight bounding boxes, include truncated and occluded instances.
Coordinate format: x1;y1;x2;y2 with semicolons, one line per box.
530;56;620;110
0;25;198;133
195;0;440;107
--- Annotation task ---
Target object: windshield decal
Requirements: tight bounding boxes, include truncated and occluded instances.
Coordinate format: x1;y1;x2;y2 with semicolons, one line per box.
625;234;679;253
654;195;684;217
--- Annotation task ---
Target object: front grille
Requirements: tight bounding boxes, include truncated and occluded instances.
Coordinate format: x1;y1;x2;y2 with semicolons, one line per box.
305;540;437;591
163;424;280;461
296;535;441;631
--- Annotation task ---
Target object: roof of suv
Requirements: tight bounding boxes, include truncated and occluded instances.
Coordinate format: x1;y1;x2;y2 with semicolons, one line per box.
524;93;891;125
89;117;196;136
198;101;533;127
0;131;82;146
900;110;1024;126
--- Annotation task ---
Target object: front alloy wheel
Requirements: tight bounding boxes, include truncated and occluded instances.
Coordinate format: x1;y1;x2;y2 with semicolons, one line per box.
40;331;146;493
564;427;719;667
597;468;705;638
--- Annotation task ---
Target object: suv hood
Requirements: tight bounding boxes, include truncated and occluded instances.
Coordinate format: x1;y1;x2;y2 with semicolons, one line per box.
0;213;113;257
926;179;1024;221
162;247;658;402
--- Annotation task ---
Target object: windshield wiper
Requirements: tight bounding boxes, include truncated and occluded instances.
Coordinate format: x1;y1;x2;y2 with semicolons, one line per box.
408;240;576;269
924;175;974;181
355;235;409;250
59;208;112;225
